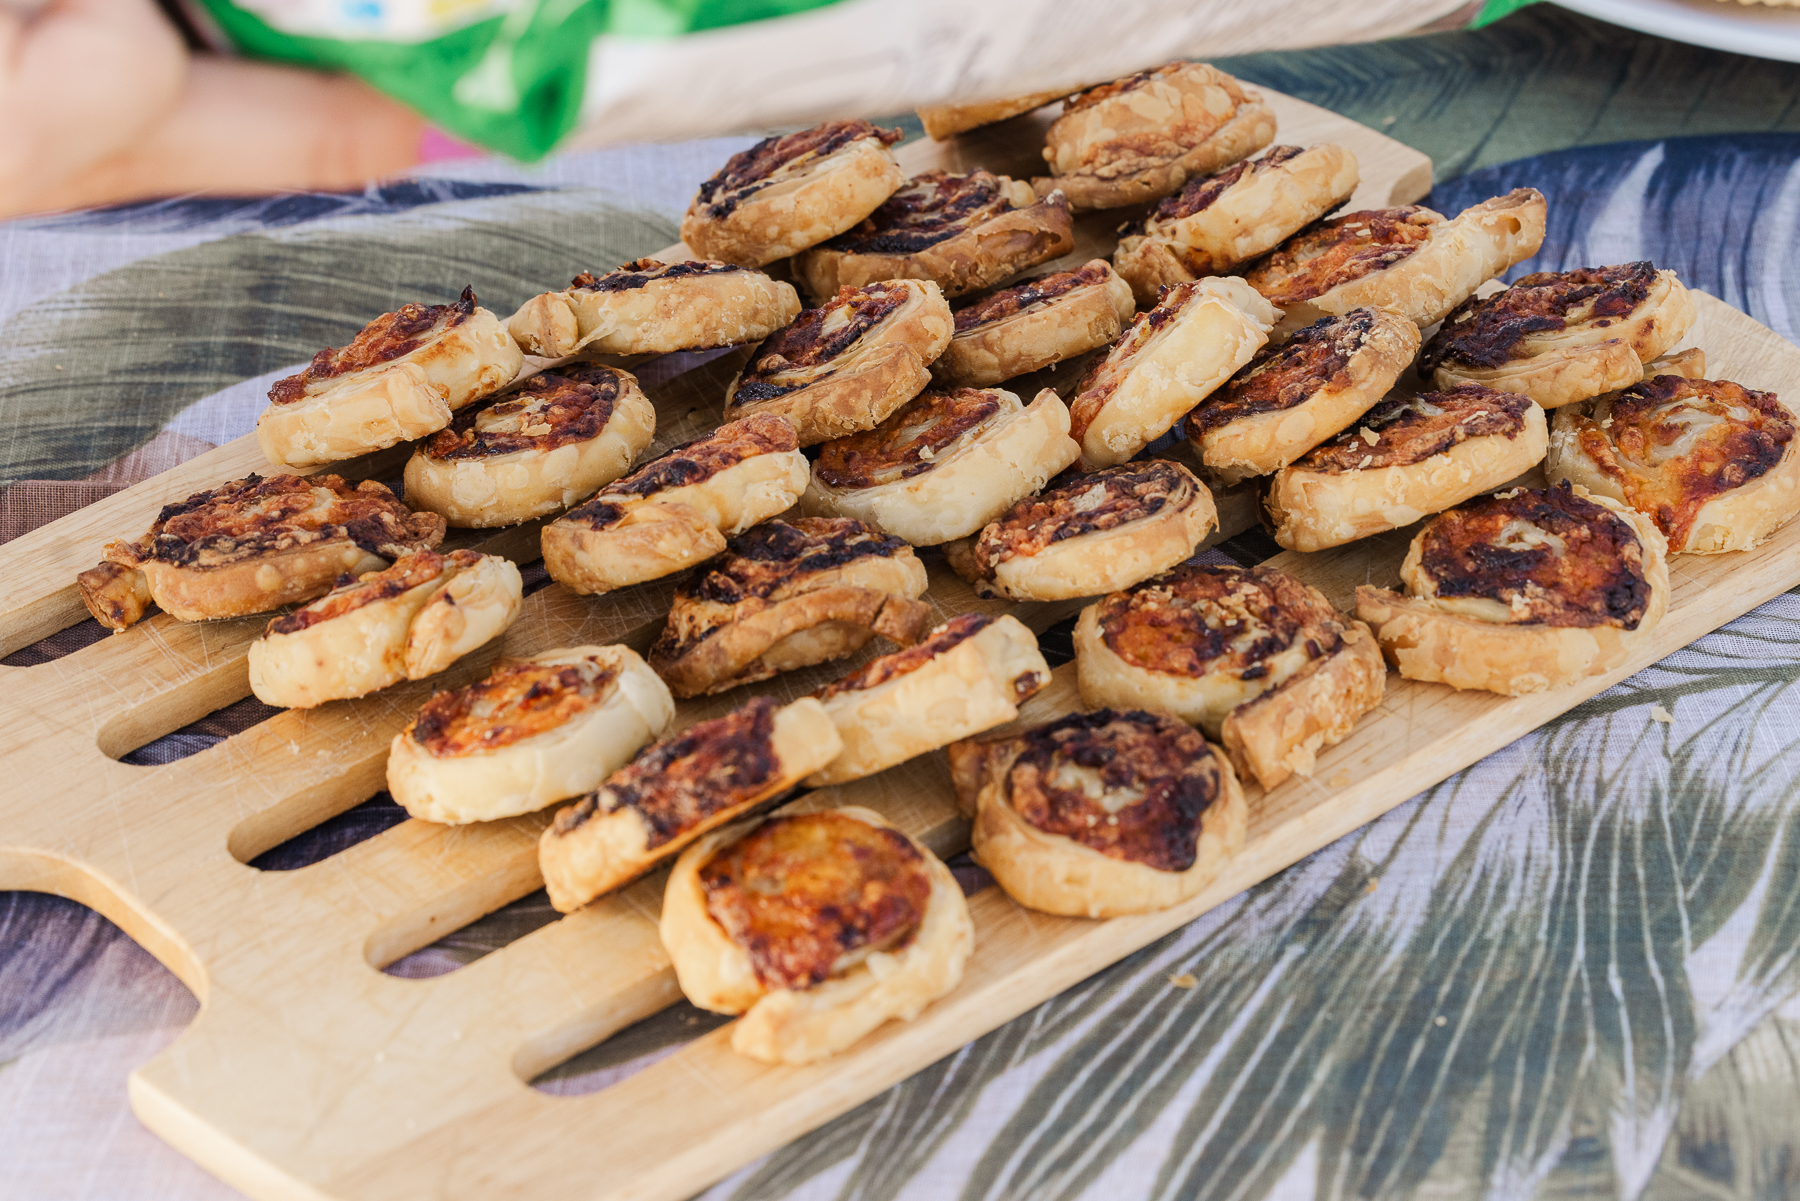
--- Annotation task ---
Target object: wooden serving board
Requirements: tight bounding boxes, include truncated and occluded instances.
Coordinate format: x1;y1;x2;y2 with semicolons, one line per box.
2;90;1787;1201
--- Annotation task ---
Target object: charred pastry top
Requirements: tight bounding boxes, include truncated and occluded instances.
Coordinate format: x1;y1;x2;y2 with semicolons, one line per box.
569;259;746;293
974;461;1197;575
1417;484;1652;628
1098;563;1344;679
679;517;911;607
1297;384;1530;473
816;613;1005;700
1244;208;1441;306
560;413;797;530
813;388;1005;489
265;549;479;636
411;654;619;757
1421;262;1659;372
1004;708;1223;871
269;287;477;404
1573;375;1794;547
695;120;902;220
419;364;624;461
699;810;932;992
108;474;442;570
551;697;782;849
952;262;1112;333
1188;309;1377;436
823;170;1026;255
1141;144;1306;227
734;283;909;403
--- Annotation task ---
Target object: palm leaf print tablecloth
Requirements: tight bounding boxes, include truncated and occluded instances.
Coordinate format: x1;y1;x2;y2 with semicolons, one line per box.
7;9;1800;1200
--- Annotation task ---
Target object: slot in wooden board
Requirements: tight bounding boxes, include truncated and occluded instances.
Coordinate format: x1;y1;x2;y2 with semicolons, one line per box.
8;90;1784;1201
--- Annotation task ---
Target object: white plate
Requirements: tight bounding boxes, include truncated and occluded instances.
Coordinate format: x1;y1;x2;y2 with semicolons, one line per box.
1553;0;1800;61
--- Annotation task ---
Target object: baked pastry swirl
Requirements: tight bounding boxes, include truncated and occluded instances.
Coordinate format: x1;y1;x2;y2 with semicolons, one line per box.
1067;276;1277;468
794;169;1074;301
661;806;973;1064
1034;62;1277;211
77;473;445;632
1354;483;1670;695
1421;262;1698;408
505;260;802;359
1113;143;1360;307
808;612;1051;786
1547;374;1800;553
946;460;1217;601
933;260;1136;388
540;413;809;596
257;287;522;468
917;87;1083;140
723;279;954;445
247;550;522;709
647;517;934;698
948;708;1247;917
1185;307;1421;485
404;363;657;528
1266;384;1550;552
1074;564;1385;790
538;695;842;913
1244;190;1547;336
681;120;906;267
801;385;1081;545
386;644;676;824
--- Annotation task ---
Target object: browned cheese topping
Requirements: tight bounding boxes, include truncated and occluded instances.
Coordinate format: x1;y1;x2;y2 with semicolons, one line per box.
1068;281;1200;442
812;388;1004;490
559;412;797;530
1187;308;1377;436
1005;708;1224;871
1573;375;1794;547
1141;144;1305;226
551;696;782;849
952;262;1111;334
815;613;996;700
973;461;1197;576
569;258;745;293
410;654;619;757
824;170;1021;255
1059;63;1254;176
1297;384;1530;474
1418;483;1652;628
700;810;931;991
108;473;443;570
264;548;481;636
269;287;476;404
734;283;909;403
694;119;901;220
419;364;623;461
1243;207;1441;306
1421;262;1659;373
1063;63;1187;113
1098;563;1343;679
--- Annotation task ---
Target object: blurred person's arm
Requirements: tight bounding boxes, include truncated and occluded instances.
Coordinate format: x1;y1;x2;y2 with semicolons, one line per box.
0;0;424;218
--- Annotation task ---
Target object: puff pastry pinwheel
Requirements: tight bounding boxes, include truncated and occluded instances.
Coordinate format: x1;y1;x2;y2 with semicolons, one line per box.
1067;276;1277;468
647;516;933;698
257;287;521;468
723;279;954;445
946;460;1217;601
538;695;842;913
1421;262;1697;408
505;260;801;359
1355;483;1670;696
661;807;973;1064
77;473;444;632
1075;563;1385;790
681;119;905;267
1185;307;1420;486
932;260;1136;388
794;169;1073;302
540;413;809;596
801;385;1080;545
1244;189;1547;336
1266;384;1549;552
386;644;674;824
1547;374;1800;553
248;550;521;709
1113;143;1360;307
404;363;657;528
1034;62;1276;212
948;708;1247;917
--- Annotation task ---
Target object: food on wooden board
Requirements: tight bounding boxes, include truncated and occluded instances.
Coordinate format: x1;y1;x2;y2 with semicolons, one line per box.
932;260;1136;388
506;260;801;359
917;85;1086;141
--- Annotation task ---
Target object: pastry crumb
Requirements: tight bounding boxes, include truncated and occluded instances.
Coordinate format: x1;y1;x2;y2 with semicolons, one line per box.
1169;973;1197;989
1650;703;1674;724
1366;876;1379;894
